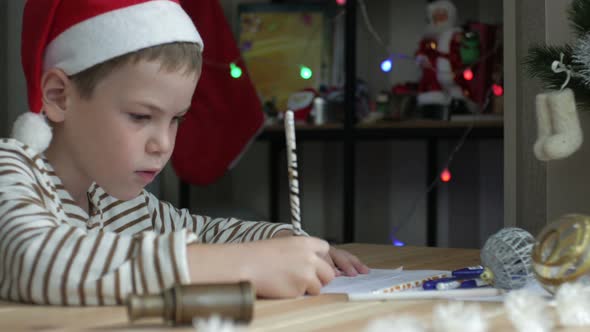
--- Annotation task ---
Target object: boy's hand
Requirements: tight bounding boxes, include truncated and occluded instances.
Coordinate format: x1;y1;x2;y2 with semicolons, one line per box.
241;236;335;298
187;236;335;298
271;230;370;277
324;247;370;277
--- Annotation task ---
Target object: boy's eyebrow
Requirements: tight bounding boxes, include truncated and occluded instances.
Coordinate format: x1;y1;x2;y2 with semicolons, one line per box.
134;101;191;115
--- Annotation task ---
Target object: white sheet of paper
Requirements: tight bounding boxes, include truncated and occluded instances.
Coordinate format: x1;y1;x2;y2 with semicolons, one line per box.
320;268;449;294
321;268;553;303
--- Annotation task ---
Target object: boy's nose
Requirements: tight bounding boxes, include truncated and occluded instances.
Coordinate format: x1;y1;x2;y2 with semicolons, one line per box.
147;131;173;155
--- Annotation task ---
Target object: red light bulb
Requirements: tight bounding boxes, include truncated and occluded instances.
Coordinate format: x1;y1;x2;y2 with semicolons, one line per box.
336;0;346;5
492;84;504;96
463;68;474;81
440;168;452;182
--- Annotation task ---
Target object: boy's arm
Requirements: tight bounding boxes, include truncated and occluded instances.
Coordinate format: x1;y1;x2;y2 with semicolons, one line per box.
0;143;192;305
144;191;300;243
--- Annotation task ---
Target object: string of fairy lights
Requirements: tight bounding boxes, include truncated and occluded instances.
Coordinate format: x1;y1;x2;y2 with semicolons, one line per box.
212;0;503;246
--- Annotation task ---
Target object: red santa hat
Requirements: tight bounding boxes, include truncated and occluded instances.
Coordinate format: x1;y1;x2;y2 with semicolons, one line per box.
14;0;204;152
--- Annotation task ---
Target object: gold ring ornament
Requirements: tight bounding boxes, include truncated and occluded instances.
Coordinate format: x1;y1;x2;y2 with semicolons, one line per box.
532;214;590;293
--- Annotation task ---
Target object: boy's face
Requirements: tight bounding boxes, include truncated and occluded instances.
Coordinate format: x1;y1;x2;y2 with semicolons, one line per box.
59;60;199;200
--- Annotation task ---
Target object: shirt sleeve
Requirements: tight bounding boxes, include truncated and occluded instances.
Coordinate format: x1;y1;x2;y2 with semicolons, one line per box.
0;142;191;305
143;191;297;243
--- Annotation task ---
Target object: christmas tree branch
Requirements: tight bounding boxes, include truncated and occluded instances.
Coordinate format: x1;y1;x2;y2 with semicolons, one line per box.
524;45;572;90
525;44;590;110
568;0;590;38
523;0;590;111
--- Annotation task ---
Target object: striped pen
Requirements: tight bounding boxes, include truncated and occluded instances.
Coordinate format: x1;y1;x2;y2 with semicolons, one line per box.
284;110;303;235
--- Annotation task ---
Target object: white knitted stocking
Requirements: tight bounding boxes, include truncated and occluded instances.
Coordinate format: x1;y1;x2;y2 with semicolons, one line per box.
534;93;552;161
534;89;583;160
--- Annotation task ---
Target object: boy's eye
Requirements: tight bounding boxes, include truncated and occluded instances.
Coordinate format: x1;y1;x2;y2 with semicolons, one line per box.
129;113;151;121
173;115;186;124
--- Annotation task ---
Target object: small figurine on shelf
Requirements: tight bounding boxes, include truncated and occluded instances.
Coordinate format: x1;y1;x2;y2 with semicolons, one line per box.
460;30;481;66
415;0;475;120
286;88;318;123
391;82;418;120
263;97;280;125
360;90;390;125
375;91;391;118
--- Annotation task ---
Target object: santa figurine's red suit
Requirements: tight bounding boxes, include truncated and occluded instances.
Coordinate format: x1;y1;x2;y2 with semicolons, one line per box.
415;0;472;114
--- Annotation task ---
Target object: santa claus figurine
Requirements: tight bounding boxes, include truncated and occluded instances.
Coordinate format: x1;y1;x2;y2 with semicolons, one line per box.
415;0;472;119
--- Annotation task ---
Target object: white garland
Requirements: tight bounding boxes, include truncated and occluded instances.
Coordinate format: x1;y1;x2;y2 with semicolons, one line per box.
555;282;590;326
361;281;590;332
504;289;554;332
193;315;242;332
432;302;488;332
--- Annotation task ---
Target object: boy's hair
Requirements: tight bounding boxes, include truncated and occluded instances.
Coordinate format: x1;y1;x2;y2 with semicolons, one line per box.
70;42;202;99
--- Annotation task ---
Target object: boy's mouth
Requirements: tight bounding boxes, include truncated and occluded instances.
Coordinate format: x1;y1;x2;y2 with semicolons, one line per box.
135;170;159;183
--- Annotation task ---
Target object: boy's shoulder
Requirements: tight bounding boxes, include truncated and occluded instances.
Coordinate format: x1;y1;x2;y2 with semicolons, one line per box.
0;138;44;169
0;138;40;156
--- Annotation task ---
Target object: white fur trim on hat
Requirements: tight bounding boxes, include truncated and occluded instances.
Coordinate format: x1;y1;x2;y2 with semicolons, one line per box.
43;0;203;75
11;112;53;153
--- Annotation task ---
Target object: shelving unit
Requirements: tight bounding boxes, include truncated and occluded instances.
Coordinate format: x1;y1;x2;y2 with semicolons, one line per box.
258;120;502;246
179;0;504;246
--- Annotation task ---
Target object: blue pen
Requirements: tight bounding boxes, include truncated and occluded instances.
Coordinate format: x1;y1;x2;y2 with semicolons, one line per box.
422;277;459;290
451;265;484;278
436;278;487;290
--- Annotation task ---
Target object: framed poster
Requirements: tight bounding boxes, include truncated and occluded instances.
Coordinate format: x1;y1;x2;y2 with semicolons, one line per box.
238;4;332;112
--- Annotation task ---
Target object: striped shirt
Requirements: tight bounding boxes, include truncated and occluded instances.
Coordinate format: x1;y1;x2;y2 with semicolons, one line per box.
0;138;291;305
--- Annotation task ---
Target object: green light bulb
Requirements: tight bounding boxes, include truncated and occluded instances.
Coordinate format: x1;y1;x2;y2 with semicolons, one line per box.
300;66;313;80
230;63;242;79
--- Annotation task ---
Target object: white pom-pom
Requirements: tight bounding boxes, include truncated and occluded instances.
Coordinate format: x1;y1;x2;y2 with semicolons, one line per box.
433;302;488;332
11;112;52;153
193;315;242;332
504;289;554;332
363;316;425;332
555;282;590;326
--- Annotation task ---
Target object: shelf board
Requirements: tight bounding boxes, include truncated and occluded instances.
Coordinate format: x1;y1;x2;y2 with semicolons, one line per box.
258;119;503;141
357;119;503;129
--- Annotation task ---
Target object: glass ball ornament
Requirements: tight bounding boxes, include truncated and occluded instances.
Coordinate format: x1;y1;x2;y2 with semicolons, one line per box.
480;227;535;289
532;214;590;294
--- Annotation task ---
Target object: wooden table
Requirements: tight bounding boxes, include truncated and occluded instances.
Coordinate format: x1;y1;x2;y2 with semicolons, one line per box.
0;244;577;331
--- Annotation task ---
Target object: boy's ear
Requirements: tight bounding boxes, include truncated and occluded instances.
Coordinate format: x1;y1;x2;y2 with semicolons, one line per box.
41;68;72;123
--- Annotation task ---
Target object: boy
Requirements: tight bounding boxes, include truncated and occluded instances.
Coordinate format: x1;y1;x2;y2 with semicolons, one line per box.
0;0;368;305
